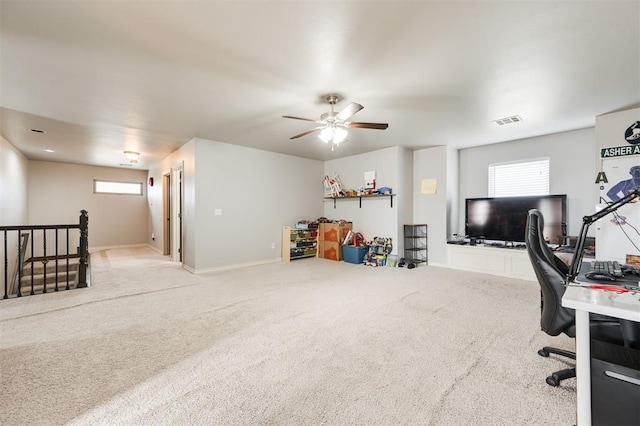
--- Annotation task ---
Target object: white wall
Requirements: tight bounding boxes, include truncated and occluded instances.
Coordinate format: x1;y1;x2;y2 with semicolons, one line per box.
0;136;29;226
28;161;149;249
596;107;640;152
413;146;449;266
323;147;405;254
594;106;640;262
0;136;29;287
458;128;596;238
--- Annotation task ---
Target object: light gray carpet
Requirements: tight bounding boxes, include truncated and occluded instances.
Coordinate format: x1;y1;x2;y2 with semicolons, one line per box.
0;246;577;425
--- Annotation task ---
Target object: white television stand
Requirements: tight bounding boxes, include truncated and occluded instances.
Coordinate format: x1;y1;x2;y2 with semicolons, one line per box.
446;244;536;281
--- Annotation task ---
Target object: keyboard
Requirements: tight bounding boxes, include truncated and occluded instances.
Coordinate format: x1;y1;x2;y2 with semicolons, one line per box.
590;260;624;278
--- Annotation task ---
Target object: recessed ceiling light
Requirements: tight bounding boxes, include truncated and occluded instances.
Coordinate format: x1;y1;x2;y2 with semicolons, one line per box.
493;115;523;125
43;149;55;153
30;128;46;133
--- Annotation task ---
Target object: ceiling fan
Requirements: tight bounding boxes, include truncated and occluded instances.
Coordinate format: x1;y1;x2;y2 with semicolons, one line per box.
283;95;388;148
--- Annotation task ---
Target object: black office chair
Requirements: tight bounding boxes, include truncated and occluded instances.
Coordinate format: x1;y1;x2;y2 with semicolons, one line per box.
536;217;570;276
525;209;626;386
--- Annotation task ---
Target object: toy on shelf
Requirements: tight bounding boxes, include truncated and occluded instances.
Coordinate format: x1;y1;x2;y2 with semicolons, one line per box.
323;173;343;198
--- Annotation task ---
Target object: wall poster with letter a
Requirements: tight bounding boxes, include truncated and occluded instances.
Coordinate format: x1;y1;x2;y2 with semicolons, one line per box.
596;156;640;263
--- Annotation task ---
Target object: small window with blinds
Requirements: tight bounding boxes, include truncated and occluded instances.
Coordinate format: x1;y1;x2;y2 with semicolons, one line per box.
488;158;549;197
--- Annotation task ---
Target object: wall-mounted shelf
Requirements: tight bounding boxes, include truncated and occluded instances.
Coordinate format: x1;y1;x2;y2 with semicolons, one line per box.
323;194;395;208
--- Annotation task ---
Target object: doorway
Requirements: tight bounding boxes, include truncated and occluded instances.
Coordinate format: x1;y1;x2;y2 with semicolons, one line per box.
162;162;184;262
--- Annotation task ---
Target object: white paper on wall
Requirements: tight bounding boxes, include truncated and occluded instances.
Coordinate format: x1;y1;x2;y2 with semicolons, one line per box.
364;170;376;189
420;178;437;194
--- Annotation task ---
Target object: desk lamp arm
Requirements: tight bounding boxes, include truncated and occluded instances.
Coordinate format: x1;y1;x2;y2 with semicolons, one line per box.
567;189;640;282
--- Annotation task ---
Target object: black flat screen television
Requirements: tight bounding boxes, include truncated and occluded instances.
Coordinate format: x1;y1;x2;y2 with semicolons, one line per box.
465;195;567;244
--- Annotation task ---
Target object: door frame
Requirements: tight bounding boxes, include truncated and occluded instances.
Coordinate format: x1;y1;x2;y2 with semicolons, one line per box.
162;173;171;256
163;162;184;263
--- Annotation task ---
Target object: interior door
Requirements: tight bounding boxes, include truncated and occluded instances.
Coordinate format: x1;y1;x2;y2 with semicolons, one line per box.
171;163;184;263
163;173;171;256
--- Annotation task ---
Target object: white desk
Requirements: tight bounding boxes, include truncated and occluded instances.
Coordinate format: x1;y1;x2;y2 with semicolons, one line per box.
562;284;640;426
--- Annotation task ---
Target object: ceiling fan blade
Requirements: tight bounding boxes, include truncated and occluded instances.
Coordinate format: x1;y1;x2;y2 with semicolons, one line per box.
335;102;364;121
290;126;325;139
345;122;389;130
282;115;317;122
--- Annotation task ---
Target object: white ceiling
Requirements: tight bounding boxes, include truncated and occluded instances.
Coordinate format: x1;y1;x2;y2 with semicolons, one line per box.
1;1;639;170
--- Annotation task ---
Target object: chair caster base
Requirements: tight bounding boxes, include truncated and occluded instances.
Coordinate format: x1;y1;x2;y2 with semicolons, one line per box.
545;376;560;387
544;368;575;386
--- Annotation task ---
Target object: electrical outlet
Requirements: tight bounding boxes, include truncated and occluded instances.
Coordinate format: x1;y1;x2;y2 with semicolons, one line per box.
271;242;276;249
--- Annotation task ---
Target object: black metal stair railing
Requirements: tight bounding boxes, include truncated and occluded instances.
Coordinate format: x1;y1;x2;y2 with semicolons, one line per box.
1;210;89;299
8;232;29;296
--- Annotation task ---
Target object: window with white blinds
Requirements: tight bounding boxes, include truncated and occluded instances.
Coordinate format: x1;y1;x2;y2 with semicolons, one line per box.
488;158;549;197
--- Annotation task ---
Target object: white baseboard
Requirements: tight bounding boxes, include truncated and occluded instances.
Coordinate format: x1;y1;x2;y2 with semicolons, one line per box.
189;257;281;274
146;244;163;254
89;243;155;253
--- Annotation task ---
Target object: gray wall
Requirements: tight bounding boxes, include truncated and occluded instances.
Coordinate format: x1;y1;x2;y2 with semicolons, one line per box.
321;145;449;264
4;124;605;272
458;127;596;238
413;145;449;266
323;147;406;255
397;147;414;256
147;139;196;266
446;145;459;240
194;138;323;271
148;138;324;272
28;161;149;248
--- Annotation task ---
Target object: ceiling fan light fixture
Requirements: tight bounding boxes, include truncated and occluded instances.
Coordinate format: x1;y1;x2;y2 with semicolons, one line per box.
284;95;387;145
318;127;332;143
319;126;347;144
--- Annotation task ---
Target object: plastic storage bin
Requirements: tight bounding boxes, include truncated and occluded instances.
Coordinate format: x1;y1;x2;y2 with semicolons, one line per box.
343;245;368;264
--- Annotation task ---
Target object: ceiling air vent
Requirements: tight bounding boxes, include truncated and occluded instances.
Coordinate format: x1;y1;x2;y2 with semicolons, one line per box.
493;115;523;125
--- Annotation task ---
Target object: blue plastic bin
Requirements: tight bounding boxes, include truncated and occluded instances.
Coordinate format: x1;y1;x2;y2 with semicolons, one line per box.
342;245;368;264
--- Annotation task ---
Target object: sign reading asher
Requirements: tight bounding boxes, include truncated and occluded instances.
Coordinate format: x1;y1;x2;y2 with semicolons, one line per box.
600;145;640;158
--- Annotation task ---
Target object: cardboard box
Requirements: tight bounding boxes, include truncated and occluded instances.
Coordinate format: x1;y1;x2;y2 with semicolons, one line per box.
319;240;344;261
319;222;353;243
